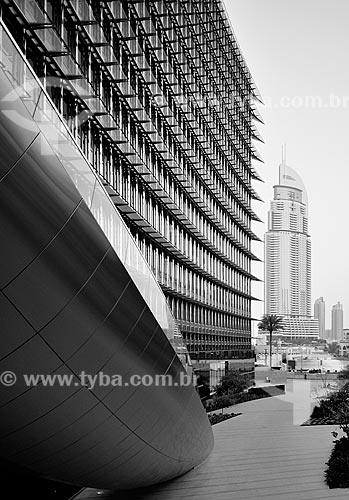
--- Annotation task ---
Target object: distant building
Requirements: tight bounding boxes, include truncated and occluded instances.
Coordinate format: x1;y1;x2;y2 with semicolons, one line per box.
338;341;349;357
281;317;319;340
331;302;343;341
265;161;318;340
324;328;333;343
314;297;326;338
343;329;349;342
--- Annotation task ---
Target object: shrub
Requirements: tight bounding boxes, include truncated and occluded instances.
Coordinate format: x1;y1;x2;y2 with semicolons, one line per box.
208;412;241;426
312;382;349;424
325;437;349;488
205;391;269;413
203;370;253;413
310;405;326;419
322;382;349;488
207;393;235;413
215;370;250;396
338;367;349;380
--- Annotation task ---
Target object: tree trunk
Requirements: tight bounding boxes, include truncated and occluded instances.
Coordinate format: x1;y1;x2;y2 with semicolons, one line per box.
269;329;272;369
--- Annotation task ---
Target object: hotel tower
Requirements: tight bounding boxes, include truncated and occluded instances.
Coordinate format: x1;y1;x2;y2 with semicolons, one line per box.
265;161;318;339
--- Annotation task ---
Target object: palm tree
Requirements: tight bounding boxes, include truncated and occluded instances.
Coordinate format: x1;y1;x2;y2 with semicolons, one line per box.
258;315;284;368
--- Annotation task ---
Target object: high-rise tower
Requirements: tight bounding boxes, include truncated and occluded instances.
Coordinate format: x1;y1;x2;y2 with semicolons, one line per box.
314;297;326;339
265;161;318;339
332;302;343;341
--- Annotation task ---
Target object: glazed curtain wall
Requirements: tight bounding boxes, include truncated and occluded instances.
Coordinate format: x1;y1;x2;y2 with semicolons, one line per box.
0;21;213;489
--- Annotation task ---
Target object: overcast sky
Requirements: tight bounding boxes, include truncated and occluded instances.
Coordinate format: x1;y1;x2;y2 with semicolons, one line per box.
225;0;349;330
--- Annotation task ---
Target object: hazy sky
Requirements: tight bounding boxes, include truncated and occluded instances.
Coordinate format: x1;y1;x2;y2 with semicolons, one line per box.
225;0;349;330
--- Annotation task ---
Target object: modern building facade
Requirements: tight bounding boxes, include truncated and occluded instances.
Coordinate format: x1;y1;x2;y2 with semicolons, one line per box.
314;296;326;339
331;302;343;341
265;162;318;340
0;0;262;362
0;0;262;491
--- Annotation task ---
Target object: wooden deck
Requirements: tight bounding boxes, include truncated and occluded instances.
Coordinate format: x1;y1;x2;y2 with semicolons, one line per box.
72;379;348;500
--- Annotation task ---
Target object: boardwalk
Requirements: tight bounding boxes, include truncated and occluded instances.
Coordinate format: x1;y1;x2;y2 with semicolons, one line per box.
72;380;348;500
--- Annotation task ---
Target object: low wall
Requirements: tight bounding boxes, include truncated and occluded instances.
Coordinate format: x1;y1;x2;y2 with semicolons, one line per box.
287;372;339;381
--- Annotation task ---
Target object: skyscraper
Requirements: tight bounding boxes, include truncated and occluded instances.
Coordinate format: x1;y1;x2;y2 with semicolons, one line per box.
314;297;326;339
332;302;343;341
265;161;318;339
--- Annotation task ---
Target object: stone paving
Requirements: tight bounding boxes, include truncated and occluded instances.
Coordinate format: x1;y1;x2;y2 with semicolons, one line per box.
72;379;348;500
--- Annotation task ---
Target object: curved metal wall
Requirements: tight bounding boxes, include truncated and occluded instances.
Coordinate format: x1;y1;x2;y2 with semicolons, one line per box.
0;23;213;490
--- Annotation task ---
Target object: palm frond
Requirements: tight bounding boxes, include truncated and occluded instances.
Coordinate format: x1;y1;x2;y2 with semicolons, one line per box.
258;314;284;332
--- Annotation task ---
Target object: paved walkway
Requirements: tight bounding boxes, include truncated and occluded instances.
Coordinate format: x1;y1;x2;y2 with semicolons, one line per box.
72;380;348;500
